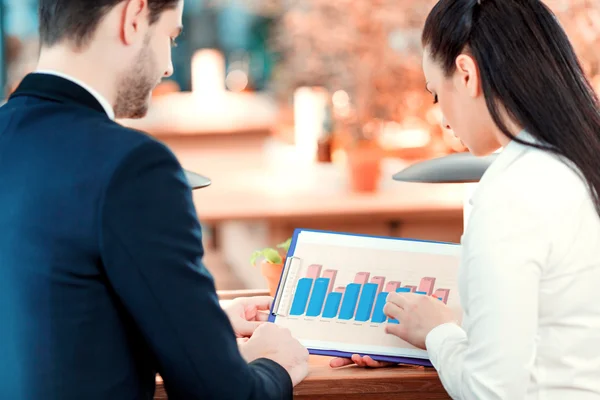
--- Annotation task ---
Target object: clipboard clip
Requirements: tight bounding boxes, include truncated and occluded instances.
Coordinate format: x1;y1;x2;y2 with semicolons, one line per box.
272;255;302;316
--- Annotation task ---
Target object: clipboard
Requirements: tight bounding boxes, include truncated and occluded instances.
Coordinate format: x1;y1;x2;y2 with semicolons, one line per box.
268;228;462;367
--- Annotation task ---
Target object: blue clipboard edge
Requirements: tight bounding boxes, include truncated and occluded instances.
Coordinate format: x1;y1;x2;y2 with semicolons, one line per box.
267;227;460;367
309;349;433;367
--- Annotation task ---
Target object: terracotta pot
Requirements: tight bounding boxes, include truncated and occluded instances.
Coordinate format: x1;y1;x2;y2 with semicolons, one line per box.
260;260;285;296
346;141;382;193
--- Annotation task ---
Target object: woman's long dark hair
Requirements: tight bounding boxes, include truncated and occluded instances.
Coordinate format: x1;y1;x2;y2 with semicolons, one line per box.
422;0;600;215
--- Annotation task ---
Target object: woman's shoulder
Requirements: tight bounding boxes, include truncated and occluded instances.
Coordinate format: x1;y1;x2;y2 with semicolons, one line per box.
477;145;592;217
516;146;587;194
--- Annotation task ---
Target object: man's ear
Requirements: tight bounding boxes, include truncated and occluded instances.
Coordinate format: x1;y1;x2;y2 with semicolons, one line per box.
454;54;481;98
121;0;149;45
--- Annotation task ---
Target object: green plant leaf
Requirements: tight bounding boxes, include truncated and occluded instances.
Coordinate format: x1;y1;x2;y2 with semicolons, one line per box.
250;250;263;266
263;248;283;264
250;247;282;266
276;237;292;252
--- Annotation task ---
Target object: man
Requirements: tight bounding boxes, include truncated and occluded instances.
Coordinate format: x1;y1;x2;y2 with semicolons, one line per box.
0;0;309;399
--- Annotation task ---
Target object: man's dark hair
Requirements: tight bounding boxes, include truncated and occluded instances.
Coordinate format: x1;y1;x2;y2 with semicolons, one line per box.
39;0;179;48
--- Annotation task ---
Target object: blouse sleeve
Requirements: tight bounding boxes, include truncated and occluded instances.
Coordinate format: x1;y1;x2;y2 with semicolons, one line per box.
424;197;548;399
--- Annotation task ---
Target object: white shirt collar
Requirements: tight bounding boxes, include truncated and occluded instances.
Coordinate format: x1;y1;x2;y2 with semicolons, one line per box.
470;130;536;205
34;69;115;120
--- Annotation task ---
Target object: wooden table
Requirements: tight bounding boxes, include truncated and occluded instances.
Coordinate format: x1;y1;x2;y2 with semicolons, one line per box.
294;355;450;399
180;145;465;226
154;355;450;400
153;290;451;399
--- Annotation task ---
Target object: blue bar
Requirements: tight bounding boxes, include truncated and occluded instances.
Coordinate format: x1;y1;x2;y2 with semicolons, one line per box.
322;292;343;318
416;291;427;295
371;292;388;323
388;287;412;323
355;283;378;322
290;278;313;316
306;278;330;317
339;283;361;320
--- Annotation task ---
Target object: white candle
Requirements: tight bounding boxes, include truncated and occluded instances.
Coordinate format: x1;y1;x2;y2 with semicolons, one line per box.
294;86;328;163
191;49;225;94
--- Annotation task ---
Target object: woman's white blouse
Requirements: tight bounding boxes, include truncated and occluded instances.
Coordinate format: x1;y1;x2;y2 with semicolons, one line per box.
425;133;600;399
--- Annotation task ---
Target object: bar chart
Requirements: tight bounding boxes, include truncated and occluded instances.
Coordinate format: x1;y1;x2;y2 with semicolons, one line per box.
271;229;462;359
288;266;451;324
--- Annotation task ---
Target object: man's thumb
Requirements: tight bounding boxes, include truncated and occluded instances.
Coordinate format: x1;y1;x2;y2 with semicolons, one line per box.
238;320;263;336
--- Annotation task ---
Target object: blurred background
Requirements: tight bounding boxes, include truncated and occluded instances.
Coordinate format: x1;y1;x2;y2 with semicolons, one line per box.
2;0;600;291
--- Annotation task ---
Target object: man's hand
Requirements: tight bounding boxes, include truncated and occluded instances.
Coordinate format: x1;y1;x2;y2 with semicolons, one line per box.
222;296;273;338
239;323;310;386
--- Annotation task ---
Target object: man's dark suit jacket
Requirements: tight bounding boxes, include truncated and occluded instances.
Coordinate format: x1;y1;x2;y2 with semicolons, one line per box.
0;73;292;399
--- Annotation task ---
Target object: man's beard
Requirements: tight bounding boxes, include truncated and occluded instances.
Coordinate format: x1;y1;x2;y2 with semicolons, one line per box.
113;36;158;119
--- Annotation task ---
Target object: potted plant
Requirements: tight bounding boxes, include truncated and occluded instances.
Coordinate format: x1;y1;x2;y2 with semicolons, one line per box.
250;238;292;296
345;122;383;192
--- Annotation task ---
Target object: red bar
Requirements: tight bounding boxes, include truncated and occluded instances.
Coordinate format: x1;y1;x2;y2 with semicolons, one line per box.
306;264;323;280
370;276;386;295
322;269;338;294
433;288;450;304
353;272;370;285
384;281;401;292
403;285;417;293
418;277;436;296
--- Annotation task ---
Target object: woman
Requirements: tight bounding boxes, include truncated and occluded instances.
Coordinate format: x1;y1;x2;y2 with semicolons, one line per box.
331;0;600;398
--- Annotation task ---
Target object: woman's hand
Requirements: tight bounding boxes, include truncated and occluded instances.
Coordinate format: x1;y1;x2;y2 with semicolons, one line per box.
330;292;458;369
384;292;457;349
329;354;397;369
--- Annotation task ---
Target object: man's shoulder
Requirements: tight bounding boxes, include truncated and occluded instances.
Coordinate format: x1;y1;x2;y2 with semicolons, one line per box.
4;97;170;160
4;97;180;181
44;109;181;187
70;114;176;164
86;116;162;149
96;120;181;178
